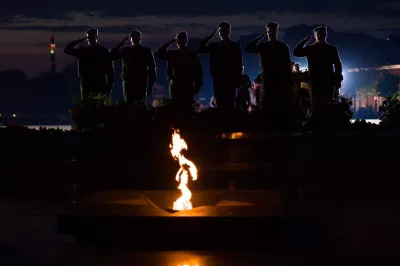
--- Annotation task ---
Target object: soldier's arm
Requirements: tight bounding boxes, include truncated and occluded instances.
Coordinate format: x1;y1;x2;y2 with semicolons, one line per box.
245;32;266;53
109;45;125;60
63;38;86;56
106;52;115;92
236;44;244;81
197;30;216;54
110;36;129;60
193;53;203;93
146;49;157;94
154;41;174;61
333;47;343;81
284;44;293;75
293;36;312;57
197;37;213;54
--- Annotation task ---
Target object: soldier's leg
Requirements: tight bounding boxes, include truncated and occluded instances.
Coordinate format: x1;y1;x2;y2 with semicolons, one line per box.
235;90;242;110
213;79;225;108
98;83;111;96
262;79;290;129
81;80;110;101
171;82;195;112
213;78;236;110
80;87;89;100
80;83;95;101
123;80;147;104
310;84;331;128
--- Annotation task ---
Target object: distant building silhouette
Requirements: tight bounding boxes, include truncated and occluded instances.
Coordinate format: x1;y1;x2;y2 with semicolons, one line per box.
347;64;400;112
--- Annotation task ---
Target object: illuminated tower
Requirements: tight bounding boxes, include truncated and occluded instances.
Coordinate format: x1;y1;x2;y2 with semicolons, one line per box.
50;36;55;73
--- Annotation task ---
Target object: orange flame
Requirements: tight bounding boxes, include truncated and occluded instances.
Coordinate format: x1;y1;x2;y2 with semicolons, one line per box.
170;129;198;211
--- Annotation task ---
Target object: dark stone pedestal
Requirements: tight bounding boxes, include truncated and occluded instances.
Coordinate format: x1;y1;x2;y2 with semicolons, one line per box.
57;190;323;250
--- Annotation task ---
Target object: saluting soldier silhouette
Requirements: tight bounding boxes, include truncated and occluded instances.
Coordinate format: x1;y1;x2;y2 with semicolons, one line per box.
245;22;293;128
155;31;203;111
110;30;157;104
198;21;243;110
64;28;115;100
293;25;343;121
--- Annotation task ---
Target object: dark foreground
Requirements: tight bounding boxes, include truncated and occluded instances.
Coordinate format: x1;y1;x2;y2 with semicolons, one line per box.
1;128;400;265
1;187;400;266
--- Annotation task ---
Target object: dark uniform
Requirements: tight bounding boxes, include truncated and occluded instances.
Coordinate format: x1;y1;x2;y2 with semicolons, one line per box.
236;74;251;111
292;70;311;122
110;37;156;103
293;26;343;118
155;34;203;109
198;22;243;109
245;23;292;119
64;32;114;99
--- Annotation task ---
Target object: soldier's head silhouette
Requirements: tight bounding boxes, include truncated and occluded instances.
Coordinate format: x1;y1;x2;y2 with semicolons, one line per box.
313;25;327;43
265;22;279;41
85;28;98;46
217;21;231;40
130;30;143;46
176;31;188;48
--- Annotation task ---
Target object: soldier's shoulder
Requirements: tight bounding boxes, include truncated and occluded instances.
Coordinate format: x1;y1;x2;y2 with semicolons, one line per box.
98;44;110;51
308;43;318;49
187;49;199;55
328;44;339;50
232;41;241;47
141;46;152;52
167;49;179;56
277;40;289;46
279;40;290;50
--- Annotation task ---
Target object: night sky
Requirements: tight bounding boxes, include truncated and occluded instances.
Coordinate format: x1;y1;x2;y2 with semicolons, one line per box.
0;0;399;77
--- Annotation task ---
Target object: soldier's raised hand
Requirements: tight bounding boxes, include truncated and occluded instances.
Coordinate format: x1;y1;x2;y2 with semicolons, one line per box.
118;35;129;45
303;35;313;43
122;35;130;42
258;31;267;39
164;38;177;47
168;38;178;44
208;29;217;39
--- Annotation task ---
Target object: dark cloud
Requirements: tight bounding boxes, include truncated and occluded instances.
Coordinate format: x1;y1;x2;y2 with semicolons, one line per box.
0;0;398;77
0;0;395;18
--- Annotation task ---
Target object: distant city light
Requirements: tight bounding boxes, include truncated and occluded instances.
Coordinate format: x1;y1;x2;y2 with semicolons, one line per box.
347;64;400;72
12;114;16;118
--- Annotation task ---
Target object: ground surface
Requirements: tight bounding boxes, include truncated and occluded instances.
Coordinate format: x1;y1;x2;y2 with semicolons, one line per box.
1;190;400;265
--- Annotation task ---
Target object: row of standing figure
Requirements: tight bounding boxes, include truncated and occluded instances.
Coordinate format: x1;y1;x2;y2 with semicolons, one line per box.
64;21;343;127
221;62;312;118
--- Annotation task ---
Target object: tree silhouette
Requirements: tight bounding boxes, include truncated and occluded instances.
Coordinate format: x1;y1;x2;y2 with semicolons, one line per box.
377;73;400;97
